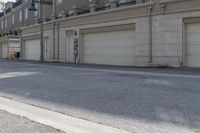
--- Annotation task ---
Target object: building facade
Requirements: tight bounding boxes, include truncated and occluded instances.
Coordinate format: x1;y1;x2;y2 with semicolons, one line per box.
0;0;53;59
18;0;200;67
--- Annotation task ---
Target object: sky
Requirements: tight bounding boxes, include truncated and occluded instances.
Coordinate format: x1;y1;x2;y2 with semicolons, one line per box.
4;0;16;2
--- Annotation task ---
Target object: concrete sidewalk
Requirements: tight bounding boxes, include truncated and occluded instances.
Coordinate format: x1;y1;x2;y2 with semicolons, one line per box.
0;109;64;133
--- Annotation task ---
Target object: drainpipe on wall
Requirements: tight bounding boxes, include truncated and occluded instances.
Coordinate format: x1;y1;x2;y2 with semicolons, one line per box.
56;22;60;60
40;0;44;62
7;36;9;59
52;0;56;62
0;39;1;58
19;29;22;59
148;6;153;63
52;0;56;17
53;23;56;61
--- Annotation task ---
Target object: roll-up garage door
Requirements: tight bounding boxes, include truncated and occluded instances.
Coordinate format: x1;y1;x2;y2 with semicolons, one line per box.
83;29;136;66
24;39;40;61
66;32;74;63
9;42;20;53
186;23;200;67
2;44;8;59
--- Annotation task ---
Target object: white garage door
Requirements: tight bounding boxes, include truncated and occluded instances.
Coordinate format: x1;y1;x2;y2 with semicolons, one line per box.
66;32;74;63
186;23;200;67
83;30;136;66
25;39;40;61
9;42;20;53
2;44;8;59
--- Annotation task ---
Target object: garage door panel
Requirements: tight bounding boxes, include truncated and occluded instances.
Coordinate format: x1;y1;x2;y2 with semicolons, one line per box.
66;33;74;63
186;23;200;33
186;34;200;44
186;56;200;67
84;31;135;41
2;44;7;58
9;48;20;52
84;39;135;48
84;56;135;66
186;23;200;67
186;45;200;56
84;47;135;57
83;29;135;66
25;40;40;61
9;43;20;48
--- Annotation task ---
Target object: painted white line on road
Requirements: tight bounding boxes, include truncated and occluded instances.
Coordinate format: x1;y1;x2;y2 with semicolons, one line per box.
1;61;200;79
0;96;130;133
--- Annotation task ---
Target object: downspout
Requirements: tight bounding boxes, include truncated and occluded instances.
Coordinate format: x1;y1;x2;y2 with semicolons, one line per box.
64;31;67;62
53;0;56;16
7;36;9;59
56;22;60;60
53;23;56;60
20;2;24;59
52;0;56;61
0;38;1;58
19;29;22;59
40;0;44;62
148;6;153;63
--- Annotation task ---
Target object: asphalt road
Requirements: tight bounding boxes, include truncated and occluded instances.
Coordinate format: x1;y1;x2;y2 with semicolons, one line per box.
0;109;64;133
0;60;199;133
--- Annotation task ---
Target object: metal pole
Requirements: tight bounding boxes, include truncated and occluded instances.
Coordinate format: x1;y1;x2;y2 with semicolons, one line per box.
148;6;152;63
40;0;44;62
53;0;56;17
52;0;56;61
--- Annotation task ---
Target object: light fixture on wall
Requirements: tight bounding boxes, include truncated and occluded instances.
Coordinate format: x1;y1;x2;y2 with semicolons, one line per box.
29;2;37;11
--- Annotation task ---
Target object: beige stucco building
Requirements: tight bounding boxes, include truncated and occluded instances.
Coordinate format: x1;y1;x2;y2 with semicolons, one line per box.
20;0;200;67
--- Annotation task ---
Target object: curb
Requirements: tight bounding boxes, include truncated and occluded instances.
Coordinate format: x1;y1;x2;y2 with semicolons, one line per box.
0;96;131;133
